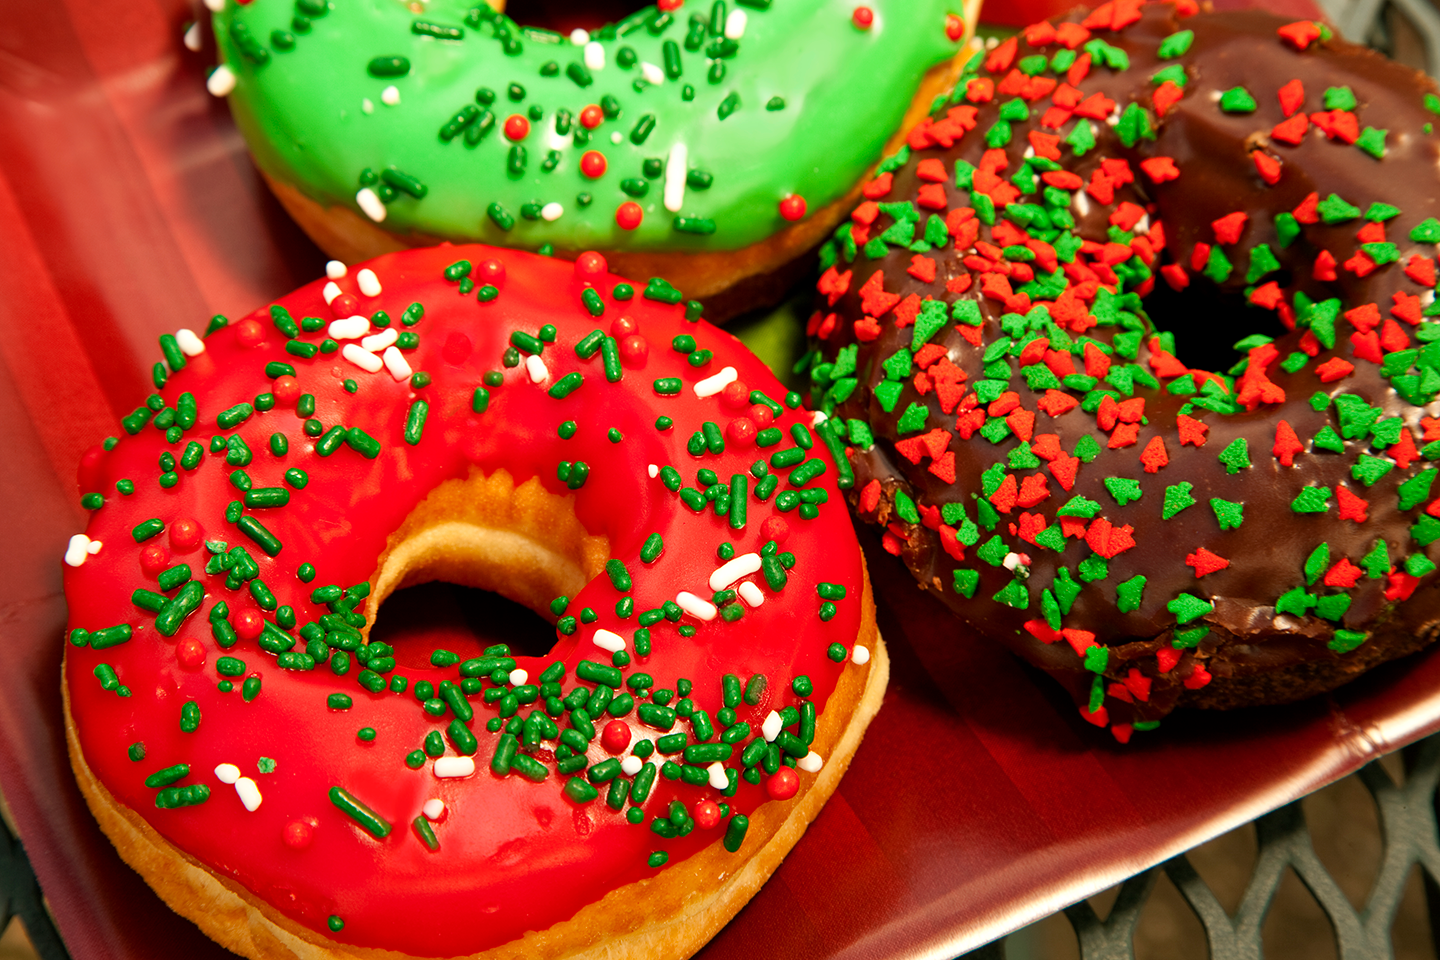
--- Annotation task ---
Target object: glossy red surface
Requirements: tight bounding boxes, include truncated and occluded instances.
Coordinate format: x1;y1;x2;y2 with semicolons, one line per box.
10;1;1440;959
63;242;866;956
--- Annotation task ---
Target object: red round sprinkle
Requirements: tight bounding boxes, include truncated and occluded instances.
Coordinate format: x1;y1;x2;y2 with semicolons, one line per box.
235;318;265;347
478;259;506;285
503;114;530;140
749;403;775;427
442;332;473;365
852;6;874;28
720;381;751;412
619;334;649;367
139;544;168;576
176;638;206;670
330;292;359;319
766;767;799;800
610;316;638;338
657;0;682;9
601;719;631;754
233;609;264;641
945;13;965;40
169;518;202;553
283;820;313;849
779;195;807;221
693;799;722;830
579;104;604;129
575;251;608;279
271;375;301;404
726;416;757;448
580;150;607;179
616;202;643;230
761;516;790;544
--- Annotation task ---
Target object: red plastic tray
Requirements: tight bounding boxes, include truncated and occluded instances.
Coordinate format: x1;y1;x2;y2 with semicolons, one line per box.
6;1;1437;959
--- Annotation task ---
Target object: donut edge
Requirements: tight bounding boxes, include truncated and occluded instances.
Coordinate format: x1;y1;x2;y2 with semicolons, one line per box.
252;46;974;321
63;563;887;960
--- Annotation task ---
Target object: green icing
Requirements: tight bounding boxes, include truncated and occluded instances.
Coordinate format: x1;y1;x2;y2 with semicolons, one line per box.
214;0;964;253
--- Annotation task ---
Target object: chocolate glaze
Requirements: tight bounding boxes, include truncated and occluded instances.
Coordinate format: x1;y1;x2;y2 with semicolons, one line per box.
813;4;1440;737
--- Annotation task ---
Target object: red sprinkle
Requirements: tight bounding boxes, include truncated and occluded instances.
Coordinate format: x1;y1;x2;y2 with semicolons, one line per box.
330;293;359;318
766;767;799;800
233;609;264;641
478;259;506;285
574;251;608;280
618;334;648;367
615;202;643;230
503;115;530;141
139;544;168;576
579;151;607;179
579;104;604;129
1277;78;1305;116
169;518;202;553
779;195;807;221
1185;548;1230;578
1277;20;1323;49
851;6;874;29
176;638;207;670
693;800;722;830
761;516;790;543
601;719;631;754
283;820;314;849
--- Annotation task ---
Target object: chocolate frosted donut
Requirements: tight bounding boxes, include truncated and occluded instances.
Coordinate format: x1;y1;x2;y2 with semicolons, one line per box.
806;0;1440;740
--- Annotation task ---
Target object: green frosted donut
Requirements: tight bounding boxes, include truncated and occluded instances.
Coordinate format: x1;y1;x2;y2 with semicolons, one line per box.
209;0;973;260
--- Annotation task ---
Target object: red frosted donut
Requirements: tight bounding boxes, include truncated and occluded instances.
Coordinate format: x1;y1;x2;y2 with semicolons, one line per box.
61;245;883;959
807;3;1440;741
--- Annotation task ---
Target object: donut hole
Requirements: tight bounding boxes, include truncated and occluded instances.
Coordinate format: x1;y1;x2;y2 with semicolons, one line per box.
369;583;558;665
366;468;610;660
1143;278;1293;372
500;0;653;34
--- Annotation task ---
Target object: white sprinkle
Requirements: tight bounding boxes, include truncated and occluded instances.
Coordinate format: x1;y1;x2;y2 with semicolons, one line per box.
183;22;202;51
547;126;572;151
423;799;445;820
64;535;92;567
797;751;823;773
214;763;241;785
508;668;528;686
621;755;643;776
641;61;664;85
175;329;205;356
381;85;400;106
383;345;413;381
761;710;783;742
356;187;387;223
707;762;728;789
206;64;236;97
852;644;871;665
362;98;374;114
1003;552;1026;572
360;328;398;352
202;0;224;10
525;354;548;383
325;260;348;280
342;344;383;373
585;41;605;70
540;201;564;221
1134;214;1151;236
738;582;765;607
648;464;659;478
709;553;762;592
87;539;103;555
611;130;624;144
328;316;369;340
725;9;747;38
357;268;381;297
663;142;687;212
434;756;476;778
569;28;590;44
322;281;342;304
1072;185;1091;220
812;410;828;426
592;629;626;653
235;777;263;811
693;365;738;398
675;591;717;621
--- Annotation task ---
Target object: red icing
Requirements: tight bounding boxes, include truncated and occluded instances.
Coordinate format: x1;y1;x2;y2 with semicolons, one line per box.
64;245;864;956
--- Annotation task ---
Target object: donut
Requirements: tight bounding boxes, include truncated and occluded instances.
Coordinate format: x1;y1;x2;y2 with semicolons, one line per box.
204;0;979;319
61;243;882;959
805;0;1440;741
